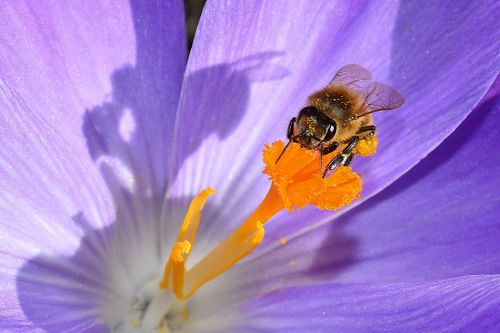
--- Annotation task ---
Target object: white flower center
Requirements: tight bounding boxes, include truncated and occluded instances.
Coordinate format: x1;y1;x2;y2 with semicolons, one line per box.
111;276;186;333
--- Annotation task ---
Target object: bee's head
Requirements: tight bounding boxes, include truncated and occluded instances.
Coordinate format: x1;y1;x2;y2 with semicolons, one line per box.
295;106;337;149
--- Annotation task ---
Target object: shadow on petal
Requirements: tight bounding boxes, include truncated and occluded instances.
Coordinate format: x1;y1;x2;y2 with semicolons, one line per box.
82;51;286;212
16;213;116;332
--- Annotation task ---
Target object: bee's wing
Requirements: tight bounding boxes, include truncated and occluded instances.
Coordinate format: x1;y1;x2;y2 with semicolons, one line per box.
330;64;404;116
359;82;405;114
329;64;372;85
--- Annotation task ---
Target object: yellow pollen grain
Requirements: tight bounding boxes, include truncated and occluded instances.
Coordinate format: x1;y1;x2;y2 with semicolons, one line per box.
280;237;287;245
252;222;265;244
354;135;378;156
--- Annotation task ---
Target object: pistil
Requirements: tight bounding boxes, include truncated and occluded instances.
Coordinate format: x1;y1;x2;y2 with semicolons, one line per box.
160;139;369;300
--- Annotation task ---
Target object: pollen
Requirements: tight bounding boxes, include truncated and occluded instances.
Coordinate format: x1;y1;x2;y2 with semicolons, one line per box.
354;134;378;156
263;141;361;210
159;140;362;301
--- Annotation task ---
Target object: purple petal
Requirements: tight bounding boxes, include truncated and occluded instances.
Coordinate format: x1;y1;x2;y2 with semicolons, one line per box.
168;0;499;253
225;77;500;298
0;0;186;201
0;71;113;333
0;1;186;330
235;275;500;332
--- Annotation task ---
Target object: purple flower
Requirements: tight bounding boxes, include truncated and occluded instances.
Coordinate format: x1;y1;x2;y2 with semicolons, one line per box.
1;1;499;332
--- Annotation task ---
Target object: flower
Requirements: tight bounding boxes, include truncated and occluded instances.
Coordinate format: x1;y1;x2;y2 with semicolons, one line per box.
0;1;499;333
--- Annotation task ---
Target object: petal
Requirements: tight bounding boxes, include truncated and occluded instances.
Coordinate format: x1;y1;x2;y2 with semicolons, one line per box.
0;0;186;200
235;275;500;333
169;0;500;251
227;76;500;299
0;76;115;333
0;1;186;330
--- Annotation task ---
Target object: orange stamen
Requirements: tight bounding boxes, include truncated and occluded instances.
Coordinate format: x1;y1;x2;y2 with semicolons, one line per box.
160;141;362;300
159;188;214;292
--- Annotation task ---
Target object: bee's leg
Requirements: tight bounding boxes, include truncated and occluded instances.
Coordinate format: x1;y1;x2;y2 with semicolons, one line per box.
276;117;297;163
323;136;360;178
320;142;340;155
324;155;345;177
343;153;355;166
343;136;360;154
357;125;376;135
319;141;339;172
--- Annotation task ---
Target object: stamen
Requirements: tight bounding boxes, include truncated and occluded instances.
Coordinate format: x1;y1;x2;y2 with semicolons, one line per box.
159;188;215;294
160;141;362;301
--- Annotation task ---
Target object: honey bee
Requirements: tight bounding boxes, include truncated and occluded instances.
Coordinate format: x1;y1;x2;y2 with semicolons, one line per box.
277;64;405;177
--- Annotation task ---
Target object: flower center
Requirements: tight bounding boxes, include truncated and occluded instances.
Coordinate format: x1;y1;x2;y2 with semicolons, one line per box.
127;279;177;332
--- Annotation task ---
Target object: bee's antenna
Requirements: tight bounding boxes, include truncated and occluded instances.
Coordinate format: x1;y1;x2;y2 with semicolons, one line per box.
319;142;323;171
275;140;291;163
276;131;306;164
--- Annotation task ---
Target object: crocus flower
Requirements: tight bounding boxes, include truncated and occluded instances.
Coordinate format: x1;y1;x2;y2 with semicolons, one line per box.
1;1;499;332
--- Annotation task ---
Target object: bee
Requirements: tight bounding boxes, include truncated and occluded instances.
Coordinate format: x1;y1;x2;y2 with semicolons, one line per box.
277;64;405;177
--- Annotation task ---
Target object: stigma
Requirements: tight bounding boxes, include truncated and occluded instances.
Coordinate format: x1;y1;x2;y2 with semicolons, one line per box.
157;140;364;304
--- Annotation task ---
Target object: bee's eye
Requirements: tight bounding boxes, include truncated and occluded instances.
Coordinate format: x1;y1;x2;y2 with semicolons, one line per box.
323;120;337;141
298;106;319;120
